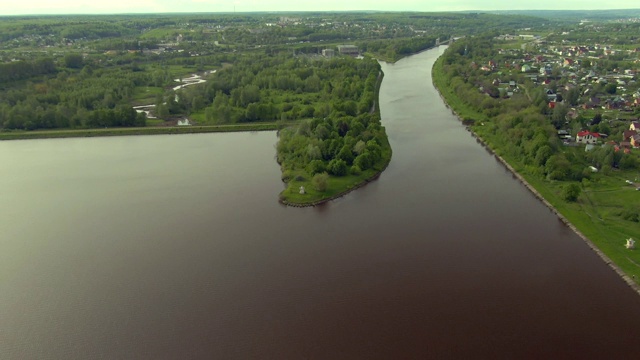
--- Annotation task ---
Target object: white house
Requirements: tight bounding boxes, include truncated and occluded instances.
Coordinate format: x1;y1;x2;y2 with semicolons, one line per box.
576;130;600;144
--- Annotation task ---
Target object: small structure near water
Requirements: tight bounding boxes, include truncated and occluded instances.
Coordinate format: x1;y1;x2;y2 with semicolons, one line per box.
299;186;306;195
177;118;191;126
626;238;635;249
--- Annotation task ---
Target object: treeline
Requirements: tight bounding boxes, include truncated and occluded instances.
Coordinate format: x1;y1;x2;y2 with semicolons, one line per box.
0;58;56;83
359;35;442;61
277;112;390;179
154;53;381;125
276;58;391;187
0;19;136;41
0;66;150;130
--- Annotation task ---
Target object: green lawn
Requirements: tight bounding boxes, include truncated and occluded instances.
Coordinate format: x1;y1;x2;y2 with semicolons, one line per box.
279;166;387;206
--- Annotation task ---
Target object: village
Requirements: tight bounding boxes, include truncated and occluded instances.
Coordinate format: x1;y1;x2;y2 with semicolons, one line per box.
477;31;640;157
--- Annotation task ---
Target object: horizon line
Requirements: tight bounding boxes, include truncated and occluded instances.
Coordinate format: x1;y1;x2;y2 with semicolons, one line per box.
2;8;640;17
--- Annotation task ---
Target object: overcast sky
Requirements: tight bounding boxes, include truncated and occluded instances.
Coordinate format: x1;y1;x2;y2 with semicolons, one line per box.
1;0;639;16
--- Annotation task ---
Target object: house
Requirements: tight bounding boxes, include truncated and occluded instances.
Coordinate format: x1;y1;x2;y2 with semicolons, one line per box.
322;49;335;57
583;97;601;109
576;130;601;144
337;45;359;55
545;88;557;101
177;118;191;126
631;121;640;131
632;134;640;148
623;130;637;142
564;58;575;67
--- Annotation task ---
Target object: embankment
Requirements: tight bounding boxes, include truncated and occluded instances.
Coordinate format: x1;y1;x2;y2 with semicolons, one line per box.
432;61;640;296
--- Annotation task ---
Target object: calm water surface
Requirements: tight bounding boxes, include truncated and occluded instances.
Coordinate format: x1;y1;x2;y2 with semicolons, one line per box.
2;47;640;359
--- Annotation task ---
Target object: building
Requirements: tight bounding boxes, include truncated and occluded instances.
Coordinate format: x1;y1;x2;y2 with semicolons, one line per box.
576;130;601;144
337;45;359;56
322;49;335;58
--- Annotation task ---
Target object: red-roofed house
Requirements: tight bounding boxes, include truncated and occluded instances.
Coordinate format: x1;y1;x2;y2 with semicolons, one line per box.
576;131;601;144
631;122;640;131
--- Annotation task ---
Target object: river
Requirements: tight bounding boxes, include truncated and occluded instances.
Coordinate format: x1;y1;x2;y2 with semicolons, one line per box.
2;47;640;359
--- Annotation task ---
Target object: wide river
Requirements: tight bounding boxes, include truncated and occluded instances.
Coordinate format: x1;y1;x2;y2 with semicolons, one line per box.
2;47;640;359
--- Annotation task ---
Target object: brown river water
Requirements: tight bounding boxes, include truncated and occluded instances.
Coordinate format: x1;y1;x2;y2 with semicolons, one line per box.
2;47;640;359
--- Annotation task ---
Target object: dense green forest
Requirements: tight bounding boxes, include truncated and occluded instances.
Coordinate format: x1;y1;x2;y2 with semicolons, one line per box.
274;57;392;203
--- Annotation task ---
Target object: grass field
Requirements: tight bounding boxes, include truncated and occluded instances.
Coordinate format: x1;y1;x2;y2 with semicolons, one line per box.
279;163;388;206
0;123;280;140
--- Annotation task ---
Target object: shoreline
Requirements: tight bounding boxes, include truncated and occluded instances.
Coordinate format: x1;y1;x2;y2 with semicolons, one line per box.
432;70;640;296
278;160;390;208
0;123;281;141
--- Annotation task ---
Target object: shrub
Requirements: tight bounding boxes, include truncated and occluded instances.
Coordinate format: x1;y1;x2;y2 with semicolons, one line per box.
312;172;329;192
306;159;325;175
328;159;348;176
562;183;581;202
620;207;639;222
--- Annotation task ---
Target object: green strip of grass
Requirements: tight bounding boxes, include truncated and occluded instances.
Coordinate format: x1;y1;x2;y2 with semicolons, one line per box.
0;123;280;141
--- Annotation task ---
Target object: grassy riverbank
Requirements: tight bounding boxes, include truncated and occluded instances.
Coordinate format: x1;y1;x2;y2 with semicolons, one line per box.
0;122;283;140
433;56;640;285
279;157;390;206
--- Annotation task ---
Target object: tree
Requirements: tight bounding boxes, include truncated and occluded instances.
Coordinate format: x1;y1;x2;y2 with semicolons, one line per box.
605;83;617;95
327;159;348;176
566;87;580;106
562;183;581;202
551;103;568;129
312;172;329;192
64;53;84;69
306;160;326;175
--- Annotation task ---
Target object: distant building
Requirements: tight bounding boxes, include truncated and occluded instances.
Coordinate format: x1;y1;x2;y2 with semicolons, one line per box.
322;49;335;58
337;45;359;56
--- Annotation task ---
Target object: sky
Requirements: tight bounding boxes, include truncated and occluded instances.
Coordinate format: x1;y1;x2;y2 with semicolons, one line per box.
1;0;639;16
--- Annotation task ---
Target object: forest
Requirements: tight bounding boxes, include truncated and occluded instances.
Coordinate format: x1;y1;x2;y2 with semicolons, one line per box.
0;11;550;133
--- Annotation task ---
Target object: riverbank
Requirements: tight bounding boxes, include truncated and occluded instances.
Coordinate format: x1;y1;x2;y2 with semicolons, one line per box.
278;161;389;207
0;123;283;141
432;56;640;294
